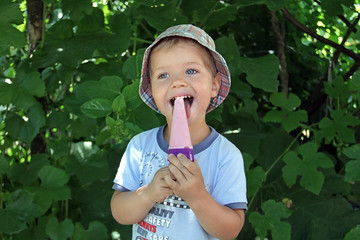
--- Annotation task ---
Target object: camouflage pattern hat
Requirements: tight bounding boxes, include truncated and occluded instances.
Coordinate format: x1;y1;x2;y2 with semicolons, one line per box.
139;24;231;113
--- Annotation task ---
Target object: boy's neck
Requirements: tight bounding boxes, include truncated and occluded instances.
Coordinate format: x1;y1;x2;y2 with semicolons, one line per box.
164;122;211;146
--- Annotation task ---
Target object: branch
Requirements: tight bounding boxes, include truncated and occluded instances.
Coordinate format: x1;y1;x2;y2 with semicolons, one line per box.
281;7;360;61
270;10;289;96
333;13;360;63
338;15;357;33
26;0;44;54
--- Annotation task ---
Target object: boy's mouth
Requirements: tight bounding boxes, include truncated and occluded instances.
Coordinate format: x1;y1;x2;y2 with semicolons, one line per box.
170;95;193;118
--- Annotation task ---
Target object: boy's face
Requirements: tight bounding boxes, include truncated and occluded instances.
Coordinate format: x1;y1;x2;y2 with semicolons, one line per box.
149;40;220;127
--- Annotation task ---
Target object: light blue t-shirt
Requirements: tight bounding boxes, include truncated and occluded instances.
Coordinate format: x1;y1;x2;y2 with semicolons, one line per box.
113;126;247;240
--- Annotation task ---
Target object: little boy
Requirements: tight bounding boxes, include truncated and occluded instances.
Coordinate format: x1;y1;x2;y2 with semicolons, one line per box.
111;24;247;240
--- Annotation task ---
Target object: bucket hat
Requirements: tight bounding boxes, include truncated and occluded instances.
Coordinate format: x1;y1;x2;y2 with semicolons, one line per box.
139;24;231;113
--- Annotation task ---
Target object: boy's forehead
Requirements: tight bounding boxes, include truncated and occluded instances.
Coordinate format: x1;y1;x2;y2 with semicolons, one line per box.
149;40;214;72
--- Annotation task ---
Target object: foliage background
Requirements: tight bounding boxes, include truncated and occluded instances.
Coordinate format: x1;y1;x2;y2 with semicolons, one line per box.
0;0;360;239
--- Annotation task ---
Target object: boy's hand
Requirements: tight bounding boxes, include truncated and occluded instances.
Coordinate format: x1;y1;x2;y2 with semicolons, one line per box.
164;153;206;203
145;167;174;203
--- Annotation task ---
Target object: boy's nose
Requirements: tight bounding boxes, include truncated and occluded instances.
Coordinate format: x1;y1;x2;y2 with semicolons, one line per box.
171;77;188;88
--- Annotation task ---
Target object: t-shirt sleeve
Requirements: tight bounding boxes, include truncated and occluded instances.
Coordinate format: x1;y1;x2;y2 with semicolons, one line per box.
113;136;142;192
212;145;247;210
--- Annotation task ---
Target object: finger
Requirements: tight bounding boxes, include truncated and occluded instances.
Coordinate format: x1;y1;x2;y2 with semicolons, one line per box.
168;162;187;183
176;154;199;176
168;154;190;176
164;174;179;190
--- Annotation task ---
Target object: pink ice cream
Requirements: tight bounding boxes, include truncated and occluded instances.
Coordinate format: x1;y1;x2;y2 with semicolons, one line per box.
168;97;194;161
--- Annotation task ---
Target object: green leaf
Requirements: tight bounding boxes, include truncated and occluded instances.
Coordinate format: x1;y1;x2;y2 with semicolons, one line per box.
238;55;279;92
107;13;131;53
236;0;262;7
324;76;350;100
112;93;127;114
282;142;333;195
65;153;109;185
123;79;143;110
62;0;93;22
47;138;69;160
122;53;143;79
264;0;287;11
47;19;74;39
215;37;242;77
38;166;70;188
46;218;74;240
5;102;46;143
317;110;360;144
136;2;187;31
12;216;48;240
246;166;266;197
263;110;283;123
0;82;17;105
264;93;307;132
73;221;108;240
0;190;42;234
282;110;307;132
0;155;9;177
15;60;45;97
349;71;360;91
321;0;344;16
345;160;360;182
269;92;301;111
75;75;123;101
344;225;360;240
0;0;26;54
80;98;112;118
70;141;100;162
249;199;291;240
343;143;360;159
205;5;237;29
7;154;50;185
288;192;360;239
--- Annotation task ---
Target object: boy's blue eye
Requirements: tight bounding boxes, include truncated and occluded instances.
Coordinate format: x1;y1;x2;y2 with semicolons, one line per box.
159;73;169;79
186;69;197;75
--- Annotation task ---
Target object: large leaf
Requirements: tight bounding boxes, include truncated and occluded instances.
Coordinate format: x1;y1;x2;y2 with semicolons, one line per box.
80;98;112;118
344;225;360;240
5;102;46;143
0;155;9;178
65;153;109;185
136;1;188;31
288;191;360;240
0;0;26;54
38;166;70;188
14;60;45;97
249;199;291;240
316;109;360;144
73;221;108;240
107;13;132;53
0;190;42;234
282;142;333;195
243;153;266;198
46;218;74;240
61;0;93;22
343;144;360;182
238;55;279;92
7;154;50;185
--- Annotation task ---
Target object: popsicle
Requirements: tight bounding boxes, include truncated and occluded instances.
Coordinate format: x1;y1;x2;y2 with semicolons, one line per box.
168;97;194;161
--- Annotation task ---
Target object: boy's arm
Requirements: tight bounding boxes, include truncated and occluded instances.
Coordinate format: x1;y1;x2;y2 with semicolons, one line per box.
111;167;174;225
165;154;245;240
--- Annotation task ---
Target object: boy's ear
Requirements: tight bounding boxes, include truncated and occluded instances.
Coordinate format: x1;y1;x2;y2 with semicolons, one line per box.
211;73;221;98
